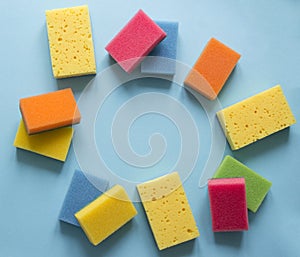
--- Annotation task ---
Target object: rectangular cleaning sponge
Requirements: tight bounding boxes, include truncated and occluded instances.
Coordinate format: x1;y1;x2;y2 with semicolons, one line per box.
75;185;137;246
141;21;179;75
13;120;73;162
208;178;249;232
59;170;108;226
46;5;96;78
185;38;240;100
20;88;81;135
213;156;272;213
137;172;199;250
217;85;296;150
105;9;166;73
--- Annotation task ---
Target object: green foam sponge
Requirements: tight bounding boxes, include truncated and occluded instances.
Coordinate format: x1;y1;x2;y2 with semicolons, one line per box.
213;155;272;213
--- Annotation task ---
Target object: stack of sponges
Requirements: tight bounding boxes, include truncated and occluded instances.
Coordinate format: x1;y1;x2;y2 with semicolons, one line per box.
208;155;272;232
105;10;179;75
60;169;137;246
14;88;80;161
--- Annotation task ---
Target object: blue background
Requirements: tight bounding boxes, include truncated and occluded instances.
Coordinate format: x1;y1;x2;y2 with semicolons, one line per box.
0;0;299;257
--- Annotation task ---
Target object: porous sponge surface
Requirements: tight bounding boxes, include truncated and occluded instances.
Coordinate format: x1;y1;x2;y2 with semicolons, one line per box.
217;85;296;150
208;178;249;232
13;120;73;161
213;156;272;213
59;170;108;226
75;185;137;246
46;5;96;78
137;172;199;250
105;9;166;73
20;88;81;134
185;38;240;100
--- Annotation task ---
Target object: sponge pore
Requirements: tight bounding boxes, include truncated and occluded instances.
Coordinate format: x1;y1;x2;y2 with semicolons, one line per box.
105;9;166;73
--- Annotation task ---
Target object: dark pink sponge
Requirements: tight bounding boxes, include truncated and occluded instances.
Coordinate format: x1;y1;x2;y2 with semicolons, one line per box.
208;178;249;232
105;9;166;73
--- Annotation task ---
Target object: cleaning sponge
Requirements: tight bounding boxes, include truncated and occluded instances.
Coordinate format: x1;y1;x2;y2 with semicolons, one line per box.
46;5;96;78
137;172;199;250
13;120;73;162
75;185;137;246
19;88;81;135
208;178;249;232
141;21;178;75
184;38;240;100
213;156;272;212
59;170;108;226
217;85;296;150
105;9;166;73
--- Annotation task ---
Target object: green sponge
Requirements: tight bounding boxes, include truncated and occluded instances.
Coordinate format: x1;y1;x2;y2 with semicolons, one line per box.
213;155;272;213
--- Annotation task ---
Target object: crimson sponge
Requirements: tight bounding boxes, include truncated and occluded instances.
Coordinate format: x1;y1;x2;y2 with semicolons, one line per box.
213;156;272;212
105;9;166;73
59;170;108;227
208;178;249;232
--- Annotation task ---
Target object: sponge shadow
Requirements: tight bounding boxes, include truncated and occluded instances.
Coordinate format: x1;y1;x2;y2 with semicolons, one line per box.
158;239;196;257
232;128;290;161
56;75;96;94
213;231;244;248
16;148;64;173
59;219;137;256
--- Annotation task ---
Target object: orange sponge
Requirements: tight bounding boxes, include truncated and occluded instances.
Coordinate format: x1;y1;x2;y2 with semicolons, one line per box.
184;38;241;100
20;88;81;134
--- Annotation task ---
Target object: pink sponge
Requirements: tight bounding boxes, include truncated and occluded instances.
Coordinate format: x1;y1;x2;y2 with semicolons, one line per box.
105;9;166;73
208;178;249;232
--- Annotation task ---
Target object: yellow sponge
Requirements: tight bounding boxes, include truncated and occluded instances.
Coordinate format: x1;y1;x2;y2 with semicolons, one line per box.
46;5;96;78
217;85;296;150
13;120;73;162
75;185;137;246
137;172;199;250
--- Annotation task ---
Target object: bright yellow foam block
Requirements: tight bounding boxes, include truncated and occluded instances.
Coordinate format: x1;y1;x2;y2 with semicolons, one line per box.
46;5;96;78
13;120;73;161
137;172;199;250
217;85;296;150
75;185;137;246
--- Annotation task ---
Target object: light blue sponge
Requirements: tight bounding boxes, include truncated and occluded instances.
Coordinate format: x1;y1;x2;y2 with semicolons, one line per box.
59;170;108;226
141;21;179;75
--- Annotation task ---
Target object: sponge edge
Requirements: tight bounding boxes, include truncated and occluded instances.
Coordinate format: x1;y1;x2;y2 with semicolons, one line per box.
75;185;137;246
105;9;166;73
59;170;108;226
213;155;272;212
13;120;73;162
141;21;179;75
184;38;241;100
20;88;81;135
208;178;249;232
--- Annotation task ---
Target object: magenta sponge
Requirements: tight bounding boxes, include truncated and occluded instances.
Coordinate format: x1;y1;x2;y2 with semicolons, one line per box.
208;178;249;232
105;9;166;73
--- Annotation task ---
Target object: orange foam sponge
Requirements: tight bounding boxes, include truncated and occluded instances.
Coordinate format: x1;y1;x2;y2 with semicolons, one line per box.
20;88;81;135
184;38;241;100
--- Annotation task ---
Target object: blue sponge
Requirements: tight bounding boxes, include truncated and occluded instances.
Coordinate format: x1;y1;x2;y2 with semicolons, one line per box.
59;170;108;226
141;21;179;75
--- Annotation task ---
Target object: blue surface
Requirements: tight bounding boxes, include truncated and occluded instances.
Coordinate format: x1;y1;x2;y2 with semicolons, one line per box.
59;170;108;226
0;1;300;257
141;21;179;74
